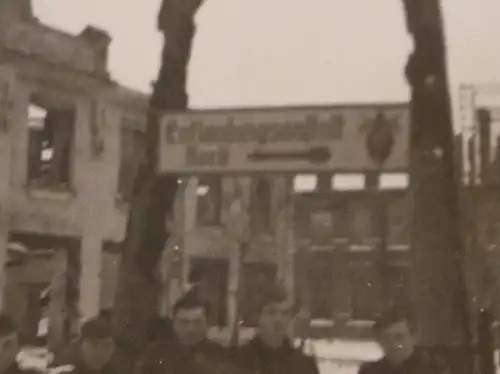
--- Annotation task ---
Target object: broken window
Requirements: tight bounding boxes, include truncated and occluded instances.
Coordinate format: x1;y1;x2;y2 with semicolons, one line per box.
117;118;145;203
249;177;272;234
196;176;222;226
27;96;75;190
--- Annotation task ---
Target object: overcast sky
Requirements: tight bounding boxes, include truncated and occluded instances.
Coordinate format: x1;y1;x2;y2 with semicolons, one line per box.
28;1;500;189
33;0;500;117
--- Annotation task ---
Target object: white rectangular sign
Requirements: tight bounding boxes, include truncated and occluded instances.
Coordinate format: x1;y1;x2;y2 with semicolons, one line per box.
158;104;409;174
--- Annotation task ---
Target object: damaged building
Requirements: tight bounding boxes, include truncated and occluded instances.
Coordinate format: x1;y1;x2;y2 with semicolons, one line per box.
0;0;149;345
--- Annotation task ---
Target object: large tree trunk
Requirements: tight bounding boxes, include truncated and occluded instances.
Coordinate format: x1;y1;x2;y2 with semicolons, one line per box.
403;1;474;373
111;0;204;365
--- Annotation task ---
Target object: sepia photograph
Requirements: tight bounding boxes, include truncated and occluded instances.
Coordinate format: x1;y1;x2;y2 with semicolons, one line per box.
0;0;498;373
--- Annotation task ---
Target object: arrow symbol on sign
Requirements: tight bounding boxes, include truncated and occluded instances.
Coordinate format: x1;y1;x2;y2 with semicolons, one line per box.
247;146;332;164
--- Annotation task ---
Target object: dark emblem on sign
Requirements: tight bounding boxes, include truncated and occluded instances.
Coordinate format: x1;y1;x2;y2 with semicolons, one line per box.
248;146;332;164
359;111;399;166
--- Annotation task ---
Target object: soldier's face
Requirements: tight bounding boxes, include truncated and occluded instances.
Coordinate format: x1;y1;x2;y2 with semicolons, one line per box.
376;320;415;364
80;337;115;370
173;307;208;347
258;301;292;347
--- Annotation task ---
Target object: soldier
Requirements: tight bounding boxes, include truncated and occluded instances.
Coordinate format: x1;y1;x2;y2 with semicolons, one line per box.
136;290;233;374
358;307;449;374
237;284;319;374
51;317;118;374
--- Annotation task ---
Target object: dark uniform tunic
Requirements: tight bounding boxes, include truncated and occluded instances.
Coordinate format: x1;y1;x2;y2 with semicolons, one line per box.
358;351;449;374
237;337;319;374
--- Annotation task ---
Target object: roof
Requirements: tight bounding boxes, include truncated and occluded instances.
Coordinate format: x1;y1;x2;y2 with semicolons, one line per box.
110;85;150;112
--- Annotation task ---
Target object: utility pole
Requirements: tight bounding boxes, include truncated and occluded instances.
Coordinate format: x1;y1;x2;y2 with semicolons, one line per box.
403;1;473;373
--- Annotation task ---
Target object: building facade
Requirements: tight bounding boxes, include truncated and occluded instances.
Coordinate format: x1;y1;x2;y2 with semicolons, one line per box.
171;176;294;330
3;0;491;343
171;133;488;339
0;0;149;342
294;184;410;338
172;173;413;339
163;104;411;340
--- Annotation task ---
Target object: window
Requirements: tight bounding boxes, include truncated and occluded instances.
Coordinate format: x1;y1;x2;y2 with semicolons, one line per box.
196;176;222;226
332;203;349;240
349;264;378;320
27;97;75;190
293;174;316;192
387;195;410;247
293;200;310;239
309;251;334;319
333;173;365;191
310;210;333;246
249;177;272;234
117;120;145;203
379;173;409;190
386;265;409;307
349;199;375;245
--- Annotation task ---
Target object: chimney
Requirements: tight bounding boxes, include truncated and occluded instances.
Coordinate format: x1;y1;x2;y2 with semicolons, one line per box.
79;26;111;75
